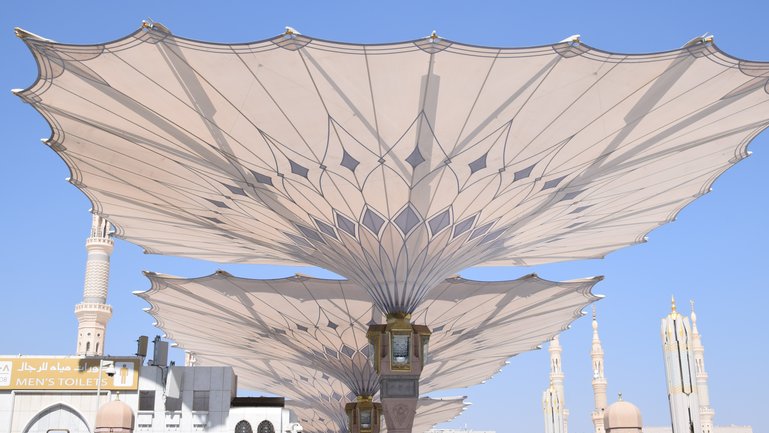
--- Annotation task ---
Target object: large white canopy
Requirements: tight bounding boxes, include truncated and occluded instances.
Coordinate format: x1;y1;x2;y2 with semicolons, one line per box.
16;25;769;313
138;272;600;395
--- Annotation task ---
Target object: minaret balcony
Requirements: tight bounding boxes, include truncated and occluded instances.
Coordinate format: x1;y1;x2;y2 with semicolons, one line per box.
75;303;113;312
86;237;114;248
74;303;113;322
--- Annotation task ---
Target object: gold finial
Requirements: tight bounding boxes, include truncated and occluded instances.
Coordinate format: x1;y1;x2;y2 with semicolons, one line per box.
430;30;439;41
671;295;677;313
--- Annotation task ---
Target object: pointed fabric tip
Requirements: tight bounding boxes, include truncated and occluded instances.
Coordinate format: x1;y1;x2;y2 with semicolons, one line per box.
142;20;171;34
214;269;233;277
14;27;55;42
560;34;581;44
682;33;713;48
151;22;171;34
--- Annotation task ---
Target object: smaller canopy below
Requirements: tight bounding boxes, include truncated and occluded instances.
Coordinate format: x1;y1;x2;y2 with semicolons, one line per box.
137;271;601;413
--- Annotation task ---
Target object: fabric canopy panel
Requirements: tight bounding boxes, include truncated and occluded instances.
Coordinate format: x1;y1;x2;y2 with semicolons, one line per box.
286;396;468;433
399;397;468;433
137;272;600;396
200;355;465;433
17;25;769;312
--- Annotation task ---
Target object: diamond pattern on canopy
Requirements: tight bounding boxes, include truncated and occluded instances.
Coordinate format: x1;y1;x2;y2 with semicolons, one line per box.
17;26;769;312
137;272;600;396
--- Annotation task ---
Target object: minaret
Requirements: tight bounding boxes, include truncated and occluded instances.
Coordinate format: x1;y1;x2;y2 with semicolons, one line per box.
543;335;568;433
661;296;701;433
591;307;608;433
74;214;114;356
690;301;714;433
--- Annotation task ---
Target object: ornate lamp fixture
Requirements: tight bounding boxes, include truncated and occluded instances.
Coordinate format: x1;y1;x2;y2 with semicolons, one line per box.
367;314;431;432
345;396;382;433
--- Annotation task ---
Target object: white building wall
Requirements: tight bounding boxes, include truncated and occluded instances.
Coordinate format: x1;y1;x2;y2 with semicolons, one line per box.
0;390;139;433
227;407;289;432
0;361;292;433
135;364;268;432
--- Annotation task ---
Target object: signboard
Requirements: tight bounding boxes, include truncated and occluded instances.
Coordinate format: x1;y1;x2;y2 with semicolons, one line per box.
0;357;140;391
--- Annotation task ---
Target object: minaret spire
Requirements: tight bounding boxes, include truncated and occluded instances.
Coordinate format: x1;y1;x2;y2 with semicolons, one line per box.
690;300;699;334
74;214;114;356
591;306;607;433
543;335;568;433
690;300;714;433
661;296;702;433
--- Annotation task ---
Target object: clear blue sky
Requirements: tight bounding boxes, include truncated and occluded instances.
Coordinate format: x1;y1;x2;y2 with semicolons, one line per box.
1;1;767;432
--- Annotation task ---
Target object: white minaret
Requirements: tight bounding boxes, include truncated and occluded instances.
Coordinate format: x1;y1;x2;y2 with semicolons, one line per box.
661;296;701;433
690;301;714;433
74;214;114;356
543;335;568;433
543;384;565;433
591;307;608;433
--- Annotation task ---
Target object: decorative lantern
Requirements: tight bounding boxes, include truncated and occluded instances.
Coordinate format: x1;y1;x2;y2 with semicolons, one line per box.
366;315;431;376
345;396;381;433
366;314;431;433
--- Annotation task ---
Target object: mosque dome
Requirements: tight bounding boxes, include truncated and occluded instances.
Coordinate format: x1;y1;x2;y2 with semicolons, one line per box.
603;399;642;431
95;399;134;432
